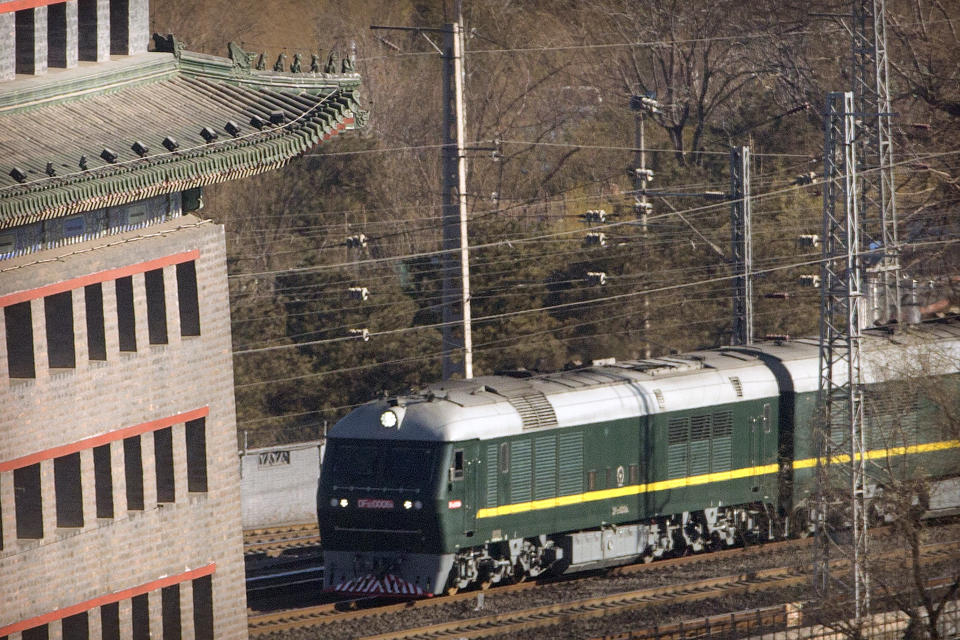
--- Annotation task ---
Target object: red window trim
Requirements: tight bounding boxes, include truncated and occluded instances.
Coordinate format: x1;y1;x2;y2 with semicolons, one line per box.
0;0;69;15
0;563;216;635
0;249;199;309
0;407;209;472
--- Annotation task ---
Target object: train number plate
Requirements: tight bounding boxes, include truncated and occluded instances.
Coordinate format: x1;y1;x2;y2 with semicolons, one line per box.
357;498;394;509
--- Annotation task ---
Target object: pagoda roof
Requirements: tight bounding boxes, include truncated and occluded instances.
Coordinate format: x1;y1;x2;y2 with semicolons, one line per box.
0;40;365;228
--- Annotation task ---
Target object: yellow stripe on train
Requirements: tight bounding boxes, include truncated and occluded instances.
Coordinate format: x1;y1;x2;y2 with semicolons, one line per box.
474;439;960;520
477;463;779;519
791;438;960;469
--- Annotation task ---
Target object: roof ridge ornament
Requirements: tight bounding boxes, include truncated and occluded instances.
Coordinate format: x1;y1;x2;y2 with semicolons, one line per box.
227;41;258;71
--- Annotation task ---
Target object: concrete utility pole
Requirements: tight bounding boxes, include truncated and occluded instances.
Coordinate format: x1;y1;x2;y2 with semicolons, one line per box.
440;0;472;380
852;0;900;324
730;146;753;346
372;3;473;381
630;94;661;359
816;91;869;624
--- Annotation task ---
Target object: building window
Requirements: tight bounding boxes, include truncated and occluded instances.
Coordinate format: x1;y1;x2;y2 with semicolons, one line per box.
94;444;114;519
161;585;181;640
14;463;43;539
186;418;208;493
5;301;36;378
21;625;49;640
54;452;84;528
84;284;107;360
176;261;201;336
61;612;88;640
45;291;76;368
100;602;120;640
116;276;137;352
15;9;38;75
145;268;168;344
123;436;144;511
192;575;214;640
131;593;150;640
155;427;175;503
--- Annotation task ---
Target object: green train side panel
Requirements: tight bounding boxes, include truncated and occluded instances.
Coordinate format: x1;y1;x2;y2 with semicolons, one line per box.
790;375;960;510
437;398;782;554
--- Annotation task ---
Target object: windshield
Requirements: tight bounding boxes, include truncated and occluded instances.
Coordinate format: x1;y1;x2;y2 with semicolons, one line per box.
327;441;436;490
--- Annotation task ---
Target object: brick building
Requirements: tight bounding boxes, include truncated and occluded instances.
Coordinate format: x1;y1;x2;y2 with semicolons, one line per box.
0;1;363;637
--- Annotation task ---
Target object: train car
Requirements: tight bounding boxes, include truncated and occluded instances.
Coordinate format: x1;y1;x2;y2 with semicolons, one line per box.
317;319;960;597
739;321;960;530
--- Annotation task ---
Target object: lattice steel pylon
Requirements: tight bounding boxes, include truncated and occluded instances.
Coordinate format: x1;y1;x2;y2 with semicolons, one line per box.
816;91;869;625
852;0;900;324
730;146;752;346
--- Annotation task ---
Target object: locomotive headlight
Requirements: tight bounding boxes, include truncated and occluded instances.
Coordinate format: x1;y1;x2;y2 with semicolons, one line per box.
339;498;349;508
414;500;423;510
330;498;339;507
403;500;413;510
379;409;399;428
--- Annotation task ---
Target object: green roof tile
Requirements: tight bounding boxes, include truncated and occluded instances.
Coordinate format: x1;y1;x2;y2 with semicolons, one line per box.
0;45;365;229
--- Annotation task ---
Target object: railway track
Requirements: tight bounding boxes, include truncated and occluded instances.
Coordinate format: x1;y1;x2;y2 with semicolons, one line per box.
246;537;809;637
247;538;960;639
243;522;321;556
356;565;810;640
357;542;960;640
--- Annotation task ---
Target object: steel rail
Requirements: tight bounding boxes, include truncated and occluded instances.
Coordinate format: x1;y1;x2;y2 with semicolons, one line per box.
356;543;960;640
246;531;959;637
243;522;321;555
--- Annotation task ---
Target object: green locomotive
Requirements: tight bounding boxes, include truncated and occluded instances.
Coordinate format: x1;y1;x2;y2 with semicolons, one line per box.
318;321;960;596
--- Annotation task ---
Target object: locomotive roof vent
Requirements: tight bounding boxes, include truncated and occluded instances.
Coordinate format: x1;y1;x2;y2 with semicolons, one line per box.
728;376;744;397
485;384;558;430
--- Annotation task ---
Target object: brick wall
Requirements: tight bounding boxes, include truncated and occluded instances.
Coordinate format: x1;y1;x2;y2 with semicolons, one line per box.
0;215;248;639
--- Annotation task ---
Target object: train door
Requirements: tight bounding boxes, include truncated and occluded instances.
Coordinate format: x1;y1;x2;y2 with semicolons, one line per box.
448;443;478;536
750;403;772;492
462;443;479;536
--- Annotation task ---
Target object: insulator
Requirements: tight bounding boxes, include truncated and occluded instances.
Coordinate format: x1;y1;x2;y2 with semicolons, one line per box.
764;334;790;342
799;274;820;287
633;201;653;217
346;233;368;249
633;168;654;182
348;328;370;341
583;209;607;224
764;292;790;299
797;234;820;248
793;171;817;185
348;286;370;301
584;232;607;247
587;271;607;286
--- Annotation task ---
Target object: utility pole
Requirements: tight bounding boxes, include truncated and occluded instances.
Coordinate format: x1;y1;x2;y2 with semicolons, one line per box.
630;94;661;359
852;0;900;324
816;91;869;625
730;146;753;346
371;2;473;381
440;0;472;380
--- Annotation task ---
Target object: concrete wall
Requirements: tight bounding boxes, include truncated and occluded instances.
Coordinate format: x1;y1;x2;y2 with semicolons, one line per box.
240;441;323;529
0;214;248;639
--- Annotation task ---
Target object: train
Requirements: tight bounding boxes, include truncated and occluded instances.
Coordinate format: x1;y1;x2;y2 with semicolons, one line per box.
317;319;960;596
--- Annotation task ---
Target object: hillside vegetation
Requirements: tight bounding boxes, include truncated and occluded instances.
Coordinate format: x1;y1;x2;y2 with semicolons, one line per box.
151;0;960;447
